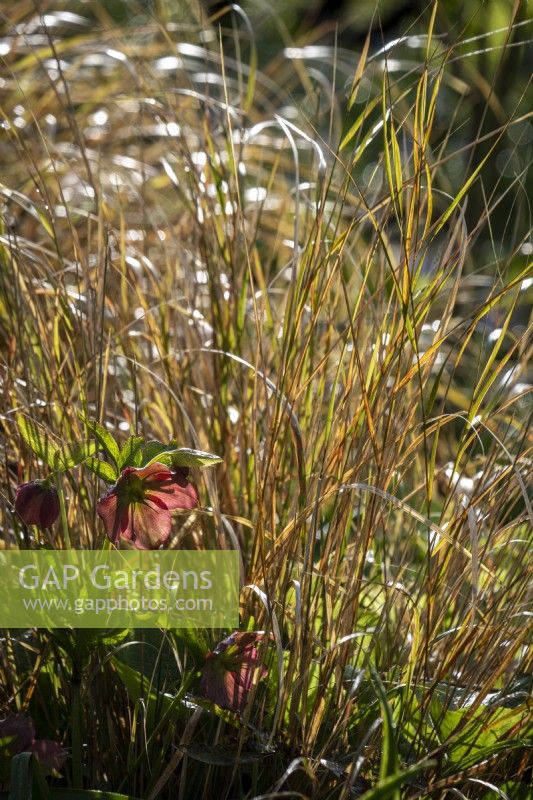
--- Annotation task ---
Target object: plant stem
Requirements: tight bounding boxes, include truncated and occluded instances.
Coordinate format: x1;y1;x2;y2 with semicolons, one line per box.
71;650;83;788
54;471;71;549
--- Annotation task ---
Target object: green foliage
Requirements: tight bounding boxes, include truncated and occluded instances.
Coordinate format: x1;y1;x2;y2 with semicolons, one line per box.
138;442;223;469
117;437;145;471
372;670;400;796
83;458;118;483
79;418;121;469
81;433;222;483
16;416;97;472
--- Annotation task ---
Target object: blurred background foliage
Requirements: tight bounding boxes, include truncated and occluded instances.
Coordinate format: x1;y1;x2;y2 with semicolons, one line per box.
3;0;530;253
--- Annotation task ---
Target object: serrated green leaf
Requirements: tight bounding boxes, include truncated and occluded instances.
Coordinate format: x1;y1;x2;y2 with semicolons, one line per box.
139;440;175;466
80;417;120;467
167;448;223;469
53;441;98;471
16;415;59;469
141;442;222;469
118;436;144;469
84;458;118;483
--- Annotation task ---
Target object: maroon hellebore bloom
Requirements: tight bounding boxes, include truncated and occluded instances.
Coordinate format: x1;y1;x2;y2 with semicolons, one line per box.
14;480;60;529
0;714;66;773
199;631;269;714
97;462;198;549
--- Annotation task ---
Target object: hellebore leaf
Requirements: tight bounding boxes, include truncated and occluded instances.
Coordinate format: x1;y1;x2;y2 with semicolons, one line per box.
118;436;144;469
138;440;176;466
80;416;121;467
53;441;99;471
84;458;118;483
169;448;223;468
16;415;59;469
143;445;222;469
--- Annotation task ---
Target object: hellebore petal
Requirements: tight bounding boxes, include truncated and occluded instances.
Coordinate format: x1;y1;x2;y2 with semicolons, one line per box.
0;714;35;754
29;739;67;772
199;631;269;713
0;715;65;774
127;499;172;550
14;481;60;528
96;491;120;542
140;463;199;510
96;461;198;549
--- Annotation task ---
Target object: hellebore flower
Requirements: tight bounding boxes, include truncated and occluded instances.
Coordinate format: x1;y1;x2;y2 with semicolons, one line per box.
199;631;269;713
14;480;60;529
0;714;66;773
97;462;198;549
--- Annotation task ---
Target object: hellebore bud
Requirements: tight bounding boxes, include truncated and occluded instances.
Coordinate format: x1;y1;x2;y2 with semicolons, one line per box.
14;480;60;529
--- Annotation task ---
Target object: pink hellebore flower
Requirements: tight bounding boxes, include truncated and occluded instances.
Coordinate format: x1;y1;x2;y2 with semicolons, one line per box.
199;631;269;714
97;462;198;549
14;480;60;529
0;714;66;773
